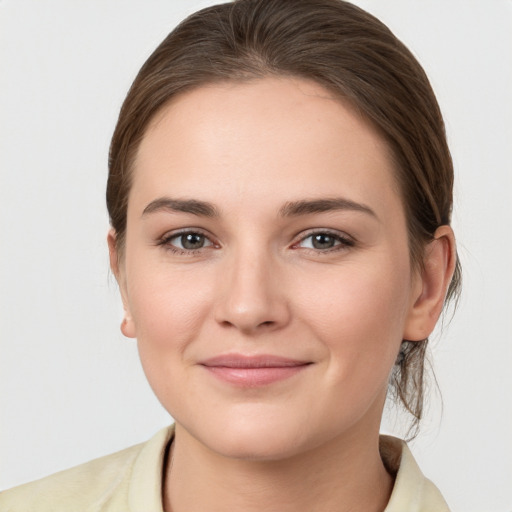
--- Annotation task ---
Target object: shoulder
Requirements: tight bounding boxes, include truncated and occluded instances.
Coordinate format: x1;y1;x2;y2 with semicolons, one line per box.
0;443;142;512
0;426;174;512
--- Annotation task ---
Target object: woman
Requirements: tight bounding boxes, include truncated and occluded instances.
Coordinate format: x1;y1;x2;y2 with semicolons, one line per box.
0;0;460;510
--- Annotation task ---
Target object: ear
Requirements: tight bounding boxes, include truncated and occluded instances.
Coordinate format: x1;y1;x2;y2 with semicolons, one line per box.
403;225;457;341
107;229;136;339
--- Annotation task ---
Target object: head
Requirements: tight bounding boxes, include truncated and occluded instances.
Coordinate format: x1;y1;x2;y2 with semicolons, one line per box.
107;0;461;441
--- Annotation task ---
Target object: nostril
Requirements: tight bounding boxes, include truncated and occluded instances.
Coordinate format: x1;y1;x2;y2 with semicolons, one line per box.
218;318;276;332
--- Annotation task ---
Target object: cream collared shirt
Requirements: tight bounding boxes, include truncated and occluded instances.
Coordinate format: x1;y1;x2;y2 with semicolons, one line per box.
0;426;450;511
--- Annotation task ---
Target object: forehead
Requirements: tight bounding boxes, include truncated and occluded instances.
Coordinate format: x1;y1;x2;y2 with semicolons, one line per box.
130;77;400;217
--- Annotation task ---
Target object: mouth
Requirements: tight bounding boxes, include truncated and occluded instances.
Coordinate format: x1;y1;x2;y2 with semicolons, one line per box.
199;354;312;387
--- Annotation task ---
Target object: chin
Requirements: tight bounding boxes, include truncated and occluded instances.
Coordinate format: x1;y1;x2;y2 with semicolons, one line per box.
207;428;307;462
178;406;331;462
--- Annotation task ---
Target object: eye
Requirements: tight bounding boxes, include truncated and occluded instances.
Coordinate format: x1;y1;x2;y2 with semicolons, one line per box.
162;231;214;252
295;231;354;251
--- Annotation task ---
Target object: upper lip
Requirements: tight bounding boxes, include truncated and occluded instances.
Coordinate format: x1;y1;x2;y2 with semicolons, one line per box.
200;354;311;368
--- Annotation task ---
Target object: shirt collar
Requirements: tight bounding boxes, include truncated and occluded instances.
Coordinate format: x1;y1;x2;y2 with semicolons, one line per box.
381;435;450;511
128;425;175;512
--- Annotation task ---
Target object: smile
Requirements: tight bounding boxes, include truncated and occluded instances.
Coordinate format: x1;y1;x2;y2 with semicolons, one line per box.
199;354;312;387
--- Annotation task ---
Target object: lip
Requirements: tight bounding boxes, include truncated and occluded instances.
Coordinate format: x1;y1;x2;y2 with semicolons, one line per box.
199;354;312;387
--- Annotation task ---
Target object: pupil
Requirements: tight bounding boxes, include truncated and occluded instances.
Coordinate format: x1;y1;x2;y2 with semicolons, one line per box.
312;234;335;249
182;233;204;249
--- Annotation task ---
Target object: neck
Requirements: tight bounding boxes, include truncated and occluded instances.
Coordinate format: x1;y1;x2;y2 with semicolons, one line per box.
163;423;393;512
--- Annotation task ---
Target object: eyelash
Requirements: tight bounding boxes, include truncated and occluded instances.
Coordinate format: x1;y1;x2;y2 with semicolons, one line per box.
157;229;355;256
157;229;216;255
292;229;355;254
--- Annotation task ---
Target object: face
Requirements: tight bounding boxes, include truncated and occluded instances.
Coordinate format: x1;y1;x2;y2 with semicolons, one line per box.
114;77;424;460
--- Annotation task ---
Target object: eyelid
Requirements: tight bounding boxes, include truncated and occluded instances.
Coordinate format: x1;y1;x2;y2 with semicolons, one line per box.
157;227;219;253
291;228;355;250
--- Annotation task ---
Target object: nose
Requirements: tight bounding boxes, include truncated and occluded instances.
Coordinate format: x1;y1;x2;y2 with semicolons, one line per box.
214;247;291;335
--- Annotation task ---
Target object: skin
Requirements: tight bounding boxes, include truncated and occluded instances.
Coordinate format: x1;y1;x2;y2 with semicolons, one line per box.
109;77;456;512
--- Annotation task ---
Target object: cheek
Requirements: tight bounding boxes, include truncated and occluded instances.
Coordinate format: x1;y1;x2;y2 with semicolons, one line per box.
124;257;214;372
294;257;411;383
126;268;217;418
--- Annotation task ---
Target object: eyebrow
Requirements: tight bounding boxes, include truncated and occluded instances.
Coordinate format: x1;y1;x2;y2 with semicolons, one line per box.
279;198;377;218
142;197;219;218
141;196;376;219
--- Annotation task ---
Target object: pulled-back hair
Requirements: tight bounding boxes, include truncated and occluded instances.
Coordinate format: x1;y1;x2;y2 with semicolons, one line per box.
107;0;461;433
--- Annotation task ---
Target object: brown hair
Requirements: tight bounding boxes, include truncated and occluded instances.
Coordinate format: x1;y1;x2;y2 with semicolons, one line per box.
107;0;461;433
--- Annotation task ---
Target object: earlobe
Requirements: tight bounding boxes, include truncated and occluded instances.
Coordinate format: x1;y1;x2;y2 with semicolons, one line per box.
120;315;136;338
403;225;456;342
107;229;137;339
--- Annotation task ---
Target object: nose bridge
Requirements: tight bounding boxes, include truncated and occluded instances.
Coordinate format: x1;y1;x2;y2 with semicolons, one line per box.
215;240;289;333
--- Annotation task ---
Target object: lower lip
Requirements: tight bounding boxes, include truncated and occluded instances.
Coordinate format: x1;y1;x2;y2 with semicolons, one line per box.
202;365;309;387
